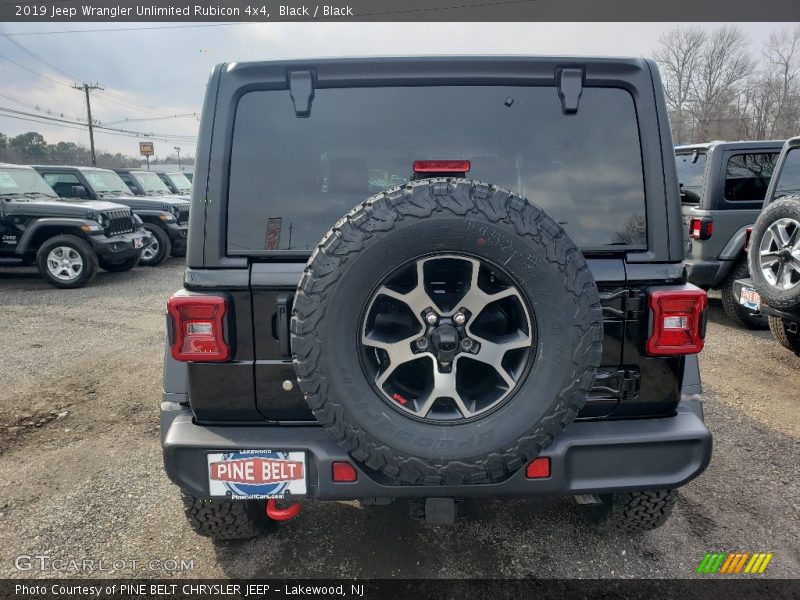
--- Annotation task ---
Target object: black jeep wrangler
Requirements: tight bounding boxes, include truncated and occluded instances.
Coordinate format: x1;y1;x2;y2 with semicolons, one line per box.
33;165;190;266
162;57;712;539
155;171;192;196
114;168;191;201
0;163;149;288
734;136;800;355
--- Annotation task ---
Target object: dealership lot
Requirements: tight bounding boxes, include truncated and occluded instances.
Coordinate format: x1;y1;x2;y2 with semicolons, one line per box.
0;261;798;579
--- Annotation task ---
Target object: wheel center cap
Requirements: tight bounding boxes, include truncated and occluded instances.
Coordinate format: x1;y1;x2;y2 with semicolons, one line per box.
432;324;458;351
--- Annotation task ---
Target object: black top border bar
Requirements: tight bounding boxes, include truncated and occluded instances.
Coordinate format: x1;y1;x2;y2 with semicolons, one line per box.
1;0;799;23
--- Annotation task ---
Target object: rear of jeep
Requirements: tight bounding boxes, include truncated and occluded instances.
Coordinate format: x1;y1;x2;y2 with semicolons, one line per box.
677;141;783;328
162;57;711;539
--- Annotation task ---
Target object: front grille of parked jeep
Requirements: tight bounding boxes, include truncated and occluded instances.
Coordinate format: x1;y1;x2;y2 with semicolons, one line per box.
104;209;135;236
176;205;190;226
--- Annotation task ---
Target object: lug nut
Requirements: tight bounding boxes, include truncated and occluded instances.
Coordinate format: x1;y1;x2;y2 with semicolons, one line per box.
460;338;474;352
415;337;430;351
425;312;438;325
453;312;466;325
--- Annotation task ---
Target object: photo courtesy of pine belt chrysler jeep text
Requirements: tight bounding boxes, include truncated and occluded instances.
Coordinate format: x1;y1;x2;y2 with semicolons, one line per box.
161;56;712;538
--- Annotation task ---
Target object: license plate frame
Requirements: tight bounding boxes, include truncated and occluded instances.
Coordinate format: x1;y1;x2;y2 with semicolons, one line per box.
739;286;761;311
207;450;307;499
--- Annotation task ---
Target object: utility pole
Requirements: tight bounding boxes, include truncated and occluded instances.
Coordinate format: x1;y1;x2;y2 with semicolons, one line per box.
174;146;182;171
287;222;294;250
73;83;103;166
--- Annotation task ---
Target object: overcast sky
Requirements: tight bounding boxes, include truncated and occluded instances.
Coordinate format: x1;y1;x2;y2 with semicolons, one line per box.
0;22;790;159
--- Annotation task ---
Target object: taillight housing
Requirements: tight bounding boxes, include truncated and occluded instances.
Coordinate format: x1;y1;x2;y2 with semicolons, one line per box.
744;226;753;252
689;217;713;240
167;294;230;362
646;287;707;356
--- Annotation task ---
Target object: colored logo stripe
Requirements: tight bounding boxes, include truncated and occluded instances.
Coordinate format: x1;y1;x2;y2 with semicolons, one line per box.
698;552;773;574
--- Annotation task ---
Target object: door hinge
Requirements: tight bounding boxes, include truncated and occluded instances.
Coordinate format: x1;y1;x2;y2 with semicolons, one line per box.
593;367;641;400
600;289;645;320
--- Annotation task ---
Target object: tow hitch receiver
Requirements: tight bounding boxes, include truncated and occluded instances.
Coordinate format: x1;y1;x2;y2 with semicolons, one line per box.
410;498;464;525
266;499;301;521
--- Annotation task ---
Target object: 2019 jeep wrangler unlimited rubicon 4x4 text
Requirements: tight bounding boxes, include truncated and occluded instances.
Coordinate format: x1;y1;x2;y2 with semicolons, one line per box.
161;57;712;539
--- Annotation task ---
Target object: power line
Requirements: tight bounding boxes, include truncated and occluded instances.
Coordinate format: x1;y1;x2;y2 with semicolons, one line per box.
0;106;199;142
0;28;197;119
0;50;74;88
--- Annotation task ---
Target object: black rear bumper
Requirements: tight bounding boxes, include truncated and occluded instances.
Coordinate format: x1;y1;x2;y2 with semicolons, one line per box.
161;399;712;500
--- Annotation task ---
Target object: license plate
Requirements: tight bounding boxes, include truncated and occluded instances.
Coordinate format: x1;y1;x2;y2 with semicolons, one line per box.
133;237;143;249
739;286;761;310
207;451;307;499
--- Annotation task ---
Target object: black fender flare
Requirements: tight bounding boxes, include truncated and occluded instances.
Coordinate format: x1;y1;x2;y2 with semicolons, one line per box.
15;218;95;254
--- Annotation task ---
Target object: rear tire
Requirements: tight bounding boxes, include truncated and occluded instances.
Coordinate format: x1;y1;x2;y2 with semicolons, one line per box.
580;489;678;532
139;224;170;267
720;260;767;329
768;316;800;356
99;252;141;272
181;492;272;540
35;235;98;289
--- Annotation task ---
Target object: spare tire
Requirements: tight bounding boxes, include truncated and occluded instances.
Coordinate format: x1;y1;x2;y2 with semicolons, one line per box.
291;179;603;485
749;196;800;311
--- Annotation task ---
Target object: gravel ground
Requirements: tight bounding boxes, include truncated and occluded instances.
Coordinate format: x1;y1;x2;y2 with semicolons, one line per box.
0;261;798;579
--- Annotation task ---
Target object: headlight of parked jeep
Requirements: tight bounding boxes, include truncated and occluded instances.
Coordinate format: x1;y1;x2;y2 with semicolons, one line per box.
170;205;180;217
96;213;108;228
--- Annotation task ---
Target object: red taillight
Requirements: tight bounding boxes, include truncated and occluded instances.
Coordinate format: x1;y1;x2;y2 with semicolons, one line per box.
526;457;551;479
331;462;357;482
744;226;753;252
413;160;471;173
167;294;229;362
646;287;707;356
689;217;713;240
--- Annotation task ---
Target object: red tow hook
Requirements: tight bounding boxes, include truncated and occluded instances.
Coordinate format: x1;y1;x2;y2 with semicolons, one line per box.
266;499;301;521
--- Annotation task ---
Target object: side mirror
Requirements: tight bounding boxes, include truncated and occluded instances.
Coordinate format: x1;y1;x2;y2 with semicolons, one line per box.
71;185;88;198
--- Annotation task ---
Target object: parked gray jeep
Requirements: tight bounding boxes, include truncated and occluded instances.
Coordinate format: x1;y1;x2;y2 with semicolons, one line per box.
677;140;783;328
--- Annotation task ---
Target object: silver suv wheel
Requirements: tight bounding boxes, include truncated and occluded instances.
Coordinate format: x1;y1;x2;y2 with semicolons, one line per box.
46;246;84;281
360;254;534;422
758;217;800;291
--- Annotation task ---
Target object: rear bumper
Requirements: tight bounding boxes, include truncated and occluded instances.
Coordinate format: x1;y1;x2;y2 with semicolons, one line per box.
685;259;732;288
161;399;712;500
88;229;151;261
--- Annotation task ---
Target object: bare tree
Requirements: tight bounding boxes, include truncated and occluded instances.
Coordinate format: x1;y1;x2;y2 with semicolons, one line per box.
763;25;800;138
690;26;754;141
653;26;706;144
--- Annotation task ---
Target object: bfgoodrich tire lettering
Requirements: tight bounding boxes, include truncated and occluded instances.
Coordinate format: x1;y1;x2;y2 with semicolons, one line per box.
291;179;603;485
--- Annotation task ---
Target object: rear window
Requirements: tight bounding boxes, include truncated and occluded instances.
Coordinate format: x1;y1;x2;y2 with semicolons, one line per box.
724;152;778;201
227;85;647;253
675;151;706;203
774;148;800;199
